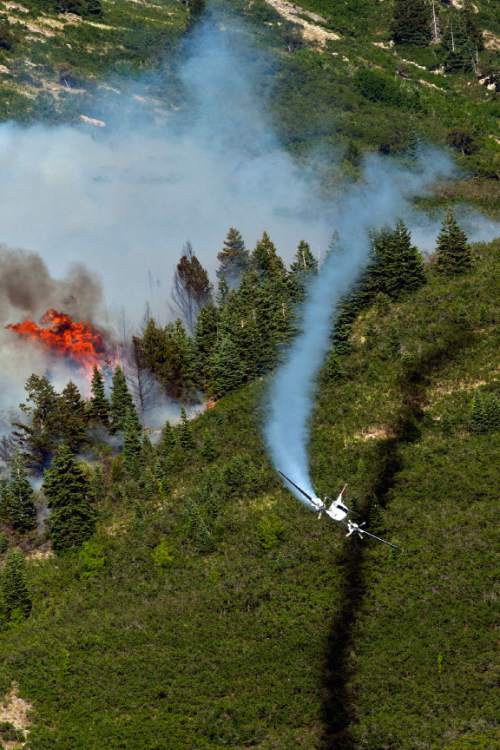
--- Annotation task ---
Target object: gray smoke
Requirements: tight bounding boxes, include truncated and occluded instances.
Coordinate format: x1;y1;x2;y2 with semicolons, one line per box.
264;150;462;504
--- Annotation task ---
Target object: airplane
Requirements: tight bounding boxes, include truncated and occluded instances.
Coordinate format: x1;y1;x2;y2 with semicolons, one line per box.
278;470;398;549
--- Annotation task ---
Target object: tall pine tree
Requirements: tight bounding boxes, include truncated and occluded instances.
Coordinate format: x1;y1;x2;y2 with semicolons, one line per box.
88;366;109;426
59;381;87;452
289;240;318;302
217;228;249;286
391;0;431;46
435;211;472;275
122;408;143;478
43;443;95;553
110;366;136;433
1;548;32;623
4;450;37;533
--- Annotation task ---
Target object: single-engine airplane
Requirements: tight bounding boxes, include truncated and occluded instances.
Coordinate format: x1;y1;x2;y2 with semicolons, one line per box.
278;470;398;549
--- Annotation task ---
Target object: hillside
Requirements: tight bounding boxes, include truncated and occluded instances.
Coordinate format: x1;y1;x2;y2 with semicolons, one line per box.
0;0;498;211
0;238;498;749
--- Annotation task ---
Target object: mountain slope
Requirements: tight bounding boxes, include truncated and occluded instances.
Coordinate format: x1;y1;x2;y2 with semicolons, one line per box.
0;239;498;749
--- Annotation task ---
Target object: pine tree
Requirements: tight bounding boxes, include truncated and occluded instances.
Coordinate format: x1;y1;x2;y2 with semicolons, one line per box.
122;408;143;478
43;444;95;554
110;366;136;433
159;421;176;460
391;0;431;46
289;240;318;302
217;228;249;286
195;304;219;390
442;5;482;73
178;408;195;450
435;211;472;275
251;232;286;278
209;335;246;397
171;242;213;332
1;548;32;623
59;381;87;451
88;366;109;426
201;432;216;462
13;375;61;468
4;450;37;533
161;320;198;400
391;220;426;296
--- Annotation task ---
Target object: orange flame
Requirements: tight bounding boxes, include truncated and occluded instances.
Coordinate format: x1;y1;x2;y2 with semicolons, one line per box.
6;308;110;373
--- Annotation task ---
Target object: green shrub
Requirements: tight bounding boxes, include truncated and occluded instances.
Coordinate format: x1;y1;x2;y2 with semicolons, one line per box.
78;539;106;579
257;512;285;550
152;539;174;568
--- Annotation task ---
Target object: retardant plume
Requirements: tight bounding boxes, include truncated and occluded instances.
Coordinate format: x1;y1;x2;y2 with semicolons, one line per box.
265;150;456;505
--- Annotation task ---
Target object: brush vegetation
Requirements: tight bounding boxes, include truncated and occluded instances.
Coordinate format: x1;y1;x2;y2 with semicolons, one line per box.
0;236;498;748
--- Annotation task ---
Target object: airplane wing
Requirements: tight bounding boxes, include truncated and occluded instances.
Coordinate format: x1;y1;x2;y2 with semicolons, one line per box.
359;528;398;549
278;470;320;509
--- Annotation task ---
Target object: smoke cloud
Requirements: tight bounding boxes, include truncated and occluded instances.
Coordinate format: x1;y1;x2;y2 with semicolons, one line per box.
264;151;463;505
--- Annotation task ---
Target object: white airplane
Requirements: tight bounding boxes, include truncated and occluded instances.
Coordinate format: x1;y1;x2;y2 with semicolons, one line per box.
278;470;398;549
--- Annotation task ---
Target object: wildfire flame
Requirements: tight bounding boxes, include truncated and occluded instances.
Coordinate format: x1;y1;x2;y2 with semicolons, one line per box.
6;308;110;373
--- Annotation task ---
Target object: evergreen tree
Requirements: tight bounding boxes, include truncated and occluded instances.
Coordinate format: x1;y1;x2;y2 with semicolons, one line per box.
59;381;87;452
216;276;230;307
161;320;198;400
110;366;136;433
470;390;500;433
13;375;61;468
391;0;431;46
289;240;318;302
208;335;246;397
390;220;426;296
442;5;482;73
435;211;472;275
1;548;32;623
251;232;286;278
123;408;143;478
4;450;37;533
217;228;250;286
159;421;176;460
178;408;195;450
171;242;213;332
88;366;109;426
201;432;216;462
195;304;219;389
43;444;95;554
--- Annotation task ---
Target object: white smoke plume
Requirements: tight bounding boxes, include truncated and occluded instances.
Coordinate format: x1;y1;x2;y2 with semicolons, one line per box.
264;150;466;504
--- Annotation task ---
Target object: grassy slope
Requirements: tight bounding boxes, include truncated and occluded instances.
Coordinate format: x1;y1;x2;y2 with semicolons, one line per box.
227;0;499;214
0;240;498;749
0;0;188;120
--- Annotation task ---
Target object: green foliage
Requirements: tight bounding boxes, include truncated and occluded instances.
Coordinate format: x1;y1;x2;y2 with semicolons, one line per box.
355;68;420;110
2;449;37;533
122;408;143;478
78;539;106;579
43;443;95;553
0;548;31;624
59;381;87;452
110;366;136;433
0;532;8;554
391;0;431;46
216;227;249;286
257;512;285;550
435;210;472;275
152;539;173;568
469;388;500;433
88;366;109;426
178;408;194;450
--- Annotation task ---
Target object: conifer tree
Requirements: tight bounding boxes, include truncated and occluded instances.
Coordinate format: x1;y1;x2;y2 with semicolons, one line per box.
123;408;143;478
391;0;431;46
13;375;61;468
110;366;136;433
216;276;230;307
159;421;176;460
217;228;249;286
201;432;216;462
435;211;472;275
178;408;195;450
171;242;213;332
88;366;109;426
59;381;87;452
1;548;32;623
43;444;95;553
390;220;426;296
161;320;198;400
195;304;219;389
4;450;37;533
209;335;246;397
251;232;286;278
289;240;318;302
